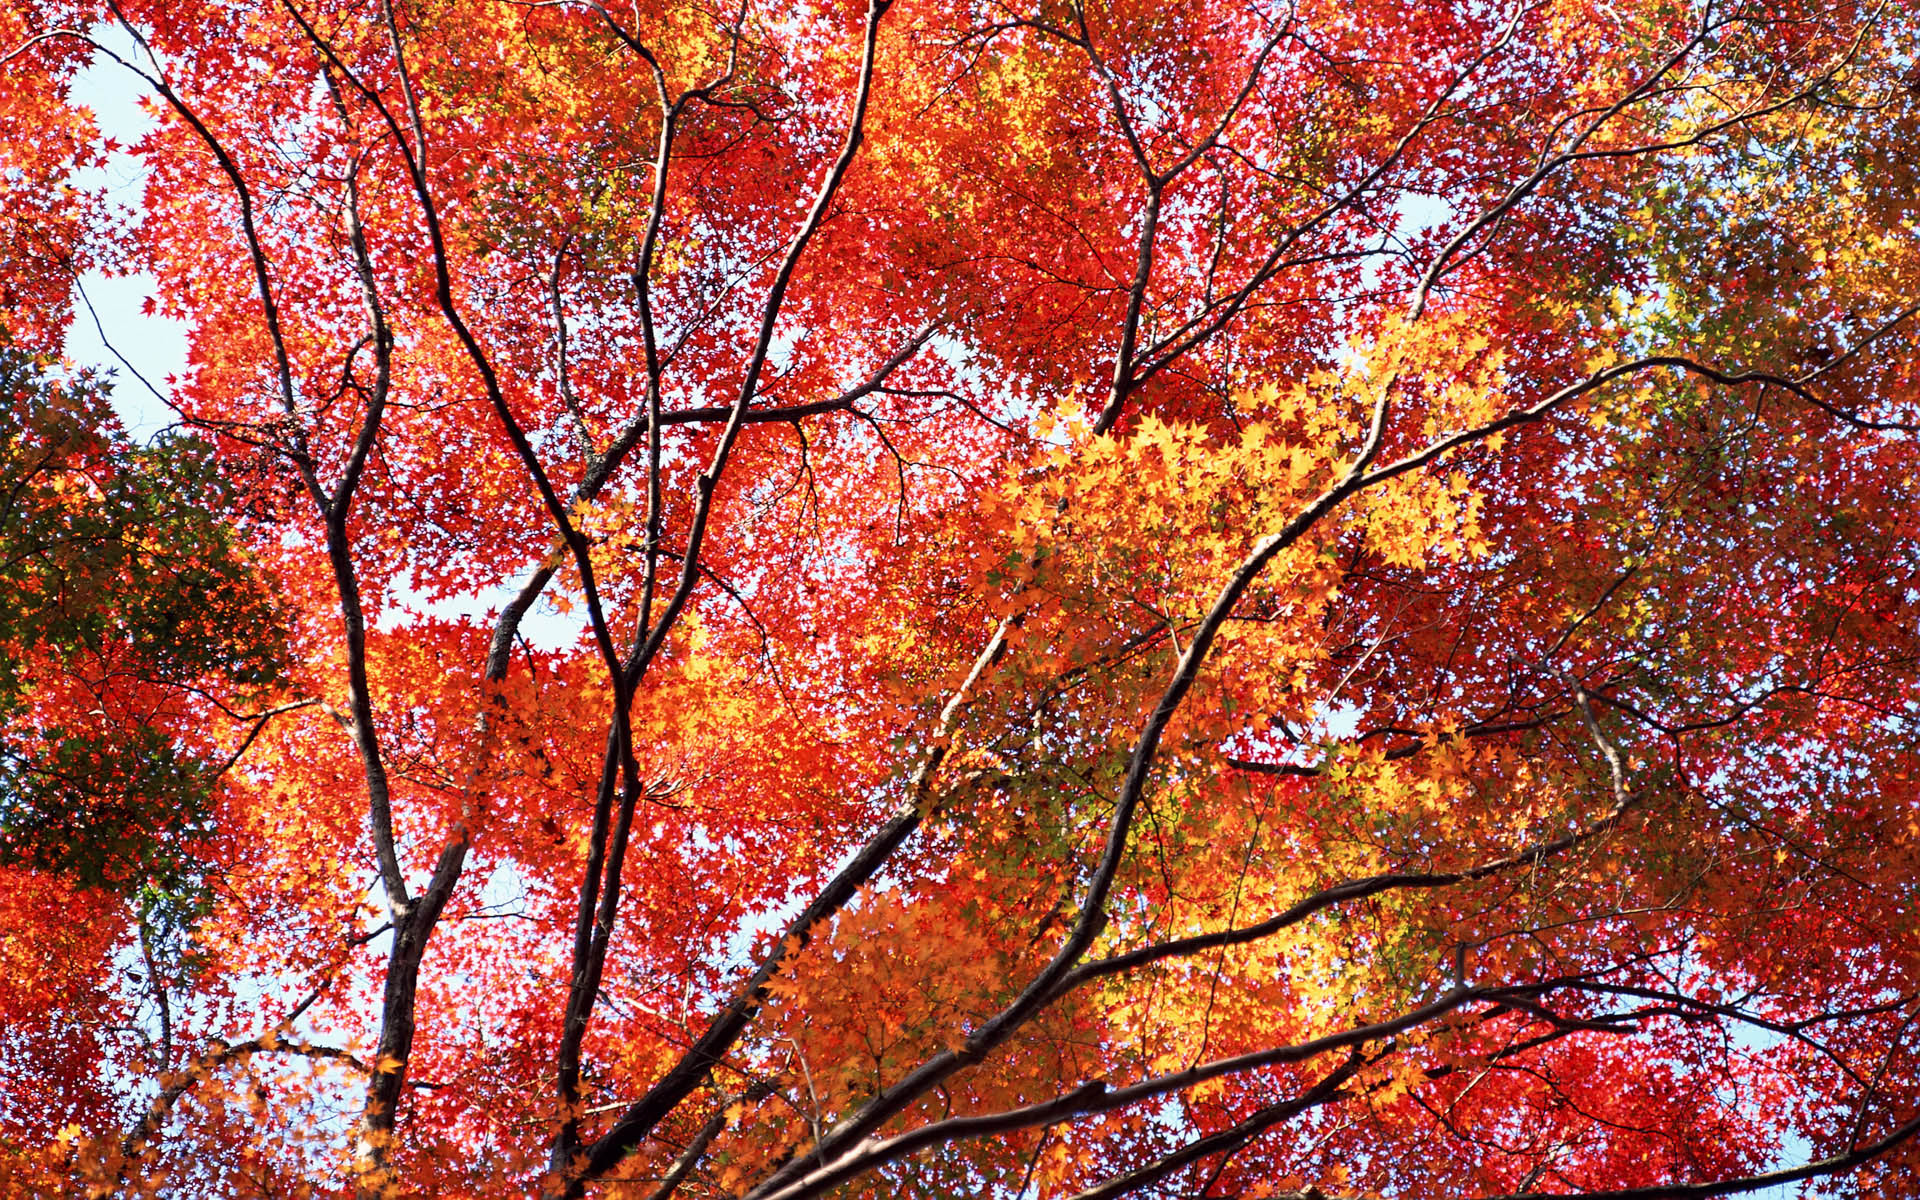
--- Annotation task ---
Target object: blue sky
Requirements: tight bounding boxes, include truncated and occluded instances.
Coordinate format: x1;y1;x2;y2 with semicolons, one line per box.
61;26;189;444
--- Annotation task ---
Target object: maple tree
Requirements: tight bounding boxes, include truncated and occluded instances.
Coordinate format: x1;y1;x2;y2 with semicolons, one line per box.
5;0;1920;1194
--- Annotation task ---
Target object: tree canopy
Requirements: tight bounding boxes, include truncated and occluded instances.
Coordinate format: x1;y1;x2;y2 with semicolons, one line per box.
4;0;1920;1196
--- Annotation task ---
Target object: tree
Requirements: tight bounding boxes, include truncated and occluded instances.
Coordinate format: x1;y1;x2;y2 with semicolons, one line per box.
4;0;1920;1194
0;350;285;1189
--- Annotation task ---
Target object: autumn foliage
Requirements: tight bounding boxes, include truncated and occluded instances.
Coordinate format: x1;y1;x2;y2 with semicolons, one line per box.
4;0;1920;1195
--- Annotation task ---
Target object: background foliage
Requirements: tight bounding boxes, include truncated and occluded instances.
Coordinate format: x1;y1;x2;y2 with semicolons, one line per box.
3;0;1920;1196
